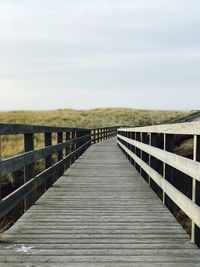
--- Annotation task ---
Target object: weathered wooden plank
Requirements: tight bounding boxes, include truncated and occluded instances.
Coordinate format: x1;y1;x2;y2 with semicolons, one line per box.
0;263;199;267
118;121;200;135
0;263;200;267
0;123;89;135
1;248;200;256
1;255;200;263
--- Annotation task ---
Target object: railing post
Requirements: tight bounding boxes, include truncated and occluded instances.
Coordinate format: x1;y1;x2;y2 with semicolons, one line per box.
127;132;131;161
96;129;98;142
148;133;151;185
149;133;158;189
57;132;63;161
0;135;1;200
97;129;100;143
135;132;141;174
24;133;34;211
130;132;134;166
124;132;127;158
163;133;167;204
71;131;76;163
141;133;149;183
164;134;174;210
126;131;129;158
133;132;136;168
76;131;80;159
57;132;63;177
65;131;71;170
45;132;52;189
94;129;96;144
192;135;200;247
90;130;92;146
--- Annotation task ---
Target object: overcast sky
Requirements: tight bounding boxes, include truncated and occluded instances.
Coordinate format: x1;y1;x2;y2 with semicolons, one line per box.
0;0;200;111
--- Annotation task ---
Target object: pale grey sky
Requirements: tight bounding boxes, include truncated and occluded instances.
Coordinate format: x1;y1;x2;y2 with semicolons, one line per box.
0;0;200;110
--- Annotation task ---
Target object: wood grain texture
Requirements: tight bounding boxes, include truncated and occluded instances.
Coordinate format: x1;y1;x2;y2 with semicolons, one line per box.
118;121;200;135
0;135;90;177
0;123;88;135
118;134;200;181
0;138;199;266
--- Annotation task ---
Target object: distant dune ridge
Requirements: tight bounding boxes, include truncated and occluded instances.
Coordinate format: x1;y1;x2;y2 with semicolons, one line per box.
0;108;188;128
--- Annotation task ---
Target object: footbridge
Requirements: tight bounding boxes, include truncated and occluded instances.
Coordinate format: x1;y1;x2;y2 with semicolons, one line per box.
0;122;200;266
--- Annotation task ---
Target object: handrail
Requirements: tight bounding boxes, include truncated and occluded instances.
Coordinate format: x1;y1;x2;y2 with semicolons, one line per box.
0;124;118;221
162;110;200;124
119;121;200;135
117;123;200;248
0;135;90;177
0;123;88;135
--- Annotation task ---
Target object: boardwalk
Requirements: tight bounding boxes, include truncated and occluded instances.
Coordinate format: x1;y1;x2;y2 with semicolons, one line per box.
0;138;200;266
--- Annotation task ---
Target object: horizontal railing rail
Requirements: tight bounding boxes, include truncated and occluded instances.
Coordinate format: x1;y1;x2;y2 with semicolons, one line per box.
0;124;119;222
117;122;200;248
0;123;88;135
163;110;200;124
0;135;90;177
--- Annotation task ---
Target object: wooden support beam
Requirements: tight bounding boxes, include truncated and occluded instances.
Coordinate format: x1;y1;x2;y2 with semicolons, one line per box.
192;135;200;247
65;132;71;170
164;134;174;210
24;133;34;211
71;131;76;163
57;132;63;177
130;132;134;166
141;133;149;183
57;132;63;161
101;128;103;142
0;135;2;200
135;132;141;174
45;132;52;189
97;129;100;143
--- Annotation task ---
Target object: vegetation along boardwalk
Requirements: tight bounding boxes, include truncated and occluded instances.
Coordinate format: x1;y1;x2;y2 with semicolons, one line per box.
0;137;200;266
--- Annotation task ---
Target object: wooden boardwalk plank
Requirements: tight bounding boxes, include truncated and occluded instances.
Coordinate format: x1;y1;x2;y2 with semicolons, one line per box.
0;138;200;266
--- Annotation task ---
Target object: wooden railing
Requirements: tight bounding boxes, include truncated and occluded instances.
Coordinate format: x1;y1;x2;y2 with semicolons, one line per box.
0;124;118;220
117;122;200;247
164;110;200;124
